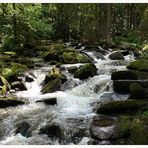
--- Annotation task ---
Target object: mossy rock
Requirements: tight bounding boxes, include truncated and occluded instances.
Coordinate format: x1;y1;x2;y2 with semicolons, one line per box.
2;63;28;81
44;67;67;84
97;100;148;115
129;83;147;99
41;78;62;94
74;63;97;80
65;47;76;52
111;70;139;80
127;60;148;72
113;80;148;94
62;52;89;64
42;51;61;62
15;57;35;68
0;76;11;95
109;52;124;60
68;66;78;74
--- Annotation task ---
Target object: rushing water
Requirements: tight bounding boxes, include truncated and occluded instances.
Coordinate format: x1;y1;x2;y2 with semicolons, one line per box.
0;48;135;145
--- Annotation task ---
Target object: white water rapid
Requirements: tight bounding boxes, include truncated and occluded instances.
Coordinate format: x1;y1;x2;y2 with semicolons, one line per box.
0;48;135;145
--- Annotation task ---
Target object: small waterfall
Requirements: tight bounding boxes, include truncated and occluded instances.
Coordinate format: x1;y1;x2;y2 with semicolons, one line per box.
0;47;135;145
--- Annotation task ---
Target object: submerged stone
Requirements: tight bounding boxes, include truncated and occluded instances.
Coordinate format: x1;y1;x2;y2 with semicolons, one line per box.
15;122;31;137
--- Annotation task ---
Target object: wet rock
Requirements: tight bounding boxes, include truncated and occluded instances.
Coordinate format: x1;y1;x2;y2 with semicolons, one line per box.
111;70;139;80
90;115;117;140
113;80;148;94
109;52;124;60
15;57;35;68
25;76;34;82
94;51;106;60
15;122;31;137
92;115;116;127
41;78;62;94
36;98;57;105
87;139;99;145
68;66;78;74
133;50;141;57
97;100;148;115
129;83;148;99
44;67;67;85
61;80;78;91
84;44;107;55
11;81;27;91
127;60;148;72
62;52;89;64
70;128;87;144
0;96;25;108
74;63;97;80
39;125;63;141
43;51;61;62
121;50;130;56
0;76;11;95
2;63;28;81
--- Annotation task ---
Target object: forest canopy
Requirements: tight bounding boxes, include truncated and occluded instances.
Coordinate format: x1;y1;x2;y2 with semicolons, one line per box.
0;3;148;51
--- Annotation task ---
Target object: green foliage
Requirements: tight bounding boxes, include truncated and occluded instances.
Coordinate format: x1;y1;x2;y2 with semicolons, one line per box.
116;115;148;144
114;31;142;45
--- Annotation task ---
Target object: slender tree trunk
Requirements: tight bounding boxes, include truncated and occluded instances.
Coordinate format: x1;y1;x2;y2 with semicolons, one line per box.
12;3;18;43
106;4;112;44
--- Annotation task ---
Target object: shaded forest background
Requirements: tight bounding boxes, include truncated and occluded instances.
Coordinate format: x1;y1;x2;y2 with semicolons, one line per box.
0;3;148;51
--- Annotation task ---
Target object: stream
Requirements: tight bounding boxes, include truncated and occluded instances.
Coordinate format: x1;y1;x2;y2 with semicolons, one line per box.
0;47;135;145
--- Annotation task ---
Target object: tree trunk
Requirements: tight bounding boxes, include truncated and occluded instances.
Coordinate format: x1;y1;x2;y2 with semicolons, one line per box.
106;4;112;44
12;3;18;43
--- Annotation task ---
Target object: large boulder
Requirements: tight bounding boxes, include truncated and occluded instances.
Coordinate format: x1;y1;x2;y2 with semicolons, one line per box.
2;63;28;81
0;96;25;108
42;51;61;62
44;67;67;85
109;52;124;60
41;78;62;94
111;70;139;80
97;100;148;115
113;80;148;94
127;60;148;72
14;57;35;68
62;52;89;64
68;66;78;74
129;83;148;99
74;63;97;80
